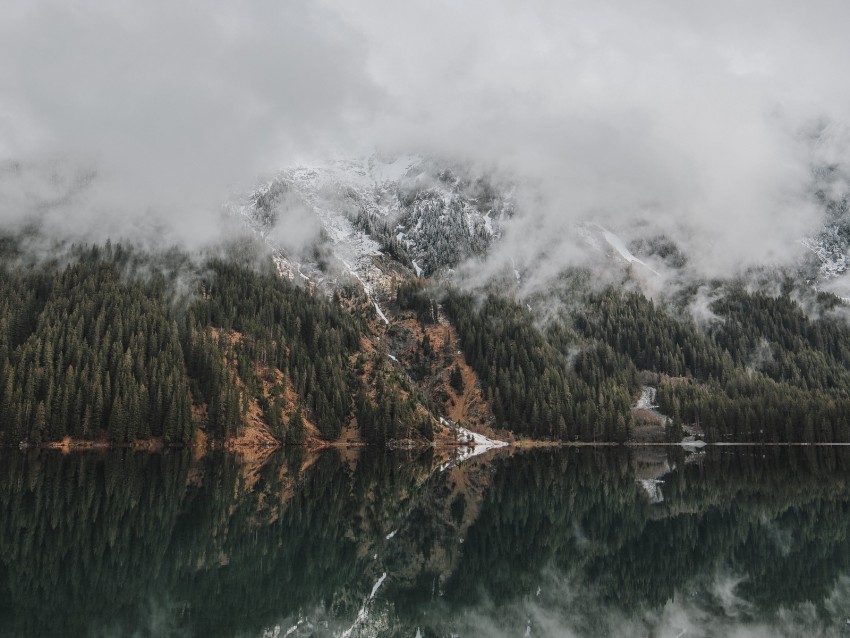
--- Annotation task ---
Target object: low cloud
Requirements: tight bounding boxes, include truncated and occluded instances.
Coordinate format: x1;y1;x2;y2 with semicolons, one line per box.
0;0;377;247
2;0;850;281
331;0;850;281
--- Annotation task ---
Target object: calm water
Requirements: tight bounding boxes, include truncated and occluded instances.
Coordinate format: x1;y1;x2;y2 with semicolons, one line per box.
2;445;850;637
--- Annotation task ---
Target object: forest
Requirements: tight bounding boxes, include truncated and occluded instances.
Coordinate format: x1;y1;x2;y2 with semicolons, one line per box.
3;232;850;445
440;275;850;443
0;239;426;446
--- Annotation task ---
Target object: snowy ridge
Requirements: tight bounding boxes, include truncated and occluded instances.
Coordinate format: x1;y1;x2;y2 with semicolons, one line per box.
801;235;850;282
237;153;850;305
575;222;662;276
239;153;513;291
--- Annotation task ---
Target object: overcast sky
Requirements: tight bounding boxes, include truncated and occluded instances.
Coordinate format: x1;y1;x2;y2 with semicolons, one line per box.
1;0;849;271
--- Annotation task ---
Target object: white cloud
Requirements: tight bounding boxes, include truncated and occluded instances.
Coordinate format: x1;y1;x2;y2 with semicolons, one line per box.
331;0;850;278
0;0;377;246
1;0;849;275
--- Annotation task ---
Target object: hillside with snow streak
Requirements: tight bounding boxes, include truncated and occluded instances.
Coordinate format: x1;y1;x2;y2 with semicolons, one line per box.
236;154;514;290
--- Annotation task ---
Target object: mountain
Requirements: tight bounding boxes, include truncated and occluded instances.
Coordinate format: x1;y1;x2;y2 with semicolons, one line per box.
230;153;850;445
3;154;850;449
800;166;850;290
237;152;850;293
0;238;494;451
236;154;513;288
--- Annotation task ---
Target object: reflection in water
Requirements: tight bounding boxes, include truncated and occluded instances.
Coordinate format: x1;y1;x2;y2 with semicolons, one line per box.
1;445;850;637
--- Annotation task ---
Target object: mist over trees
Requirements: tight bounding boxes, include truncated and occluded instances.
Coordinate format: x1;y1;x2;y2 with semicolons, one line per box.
4;227;850;446
434;275;850;443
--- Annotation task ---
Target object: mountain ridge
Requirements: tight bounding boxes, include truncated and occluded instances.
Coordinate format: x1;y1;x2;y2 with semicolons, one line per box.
2;154;850;449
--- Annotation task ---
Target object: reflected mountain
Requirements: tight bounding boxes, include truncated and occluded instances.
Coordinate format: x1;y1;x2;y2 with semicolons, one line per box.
1;445;850;637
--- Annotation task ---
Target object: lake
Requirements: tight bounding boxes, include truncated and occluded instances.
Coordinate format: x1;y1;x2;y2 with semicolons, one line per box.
1;444;850;637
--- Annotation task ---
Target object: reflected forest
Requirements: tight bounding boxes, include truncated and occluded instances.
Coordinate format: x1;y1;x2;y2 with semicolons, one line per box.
2;446;850;637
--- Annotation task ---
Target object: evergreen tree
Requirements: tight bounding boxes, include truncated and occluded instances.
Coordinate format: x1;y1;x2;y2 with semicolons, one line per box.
449;364;464;394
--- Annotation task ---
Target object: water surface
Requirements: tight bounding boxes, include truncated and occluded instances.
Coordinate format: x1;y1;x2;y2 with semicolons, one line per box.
1;445;850;637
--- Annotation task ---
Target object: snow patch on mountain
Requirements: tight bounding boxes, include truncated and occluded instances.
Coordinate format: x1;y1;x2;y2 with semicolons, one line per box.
437;418;508;471
801;234;850;282
238;153;850;307
238;154;514;297
596;224;660;276
635;386;658;410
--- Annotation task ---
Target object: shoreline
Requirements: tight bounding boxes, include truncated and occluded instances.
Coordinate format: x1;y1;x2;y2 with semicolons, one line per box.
4;438;850;453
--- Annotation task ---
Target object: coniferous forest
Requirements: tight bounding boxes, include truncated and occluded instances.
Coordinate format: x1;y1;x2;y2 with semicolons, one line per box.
4;234;850;446
0;242;194;444
442;277;850;443
0;245;358;450
0;238;425;446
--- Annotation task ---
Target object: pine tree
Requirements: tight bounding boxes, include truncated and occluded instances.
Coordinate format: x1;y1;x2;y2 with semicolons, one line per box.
449;364;464;394
285;408;305;445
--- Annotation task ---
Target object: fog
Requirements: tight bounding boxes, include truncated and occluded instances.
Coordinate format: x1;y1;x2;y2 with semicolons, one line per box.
0;0;375;248
1;0;849;277
330;0;850;282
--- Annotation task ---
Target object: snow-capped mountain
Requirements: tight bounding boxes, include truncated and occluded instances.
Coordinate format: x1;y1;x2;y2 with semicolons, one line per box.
235;154;514;295
234;151;850;305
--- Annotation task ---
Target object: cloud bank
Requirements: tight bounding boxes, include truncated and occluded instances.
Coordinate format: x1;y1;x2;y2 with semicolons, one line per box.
0;0;375;247
335;0;850;279
1;0;849;275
